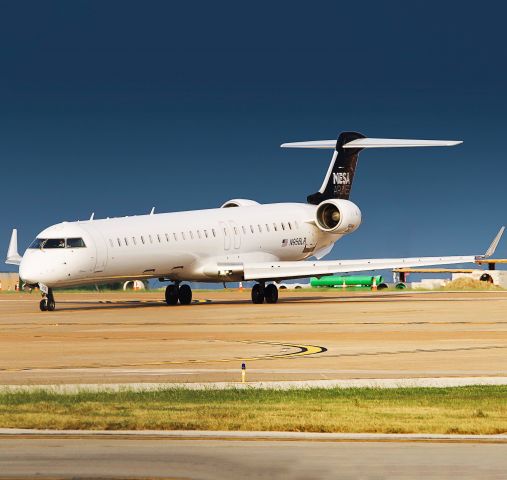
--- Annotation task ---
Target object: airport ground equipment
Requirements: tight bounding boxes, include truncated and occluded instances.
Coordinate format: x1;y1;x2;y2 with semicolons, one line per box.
310;275;383;287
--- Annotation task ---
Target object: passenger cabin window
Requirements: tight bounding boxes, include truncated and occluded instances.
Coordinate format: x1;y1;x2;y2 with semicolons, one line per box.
250;225;254;233
141;236;145;244
242;226;246;234
109;239;114;248
157;234;161;243
165;233;170;242
204;230;208;238
288;222;292;230
265;224;270;232
173;233;178;241
212;229;216;237
189;231;194;240
258;224;262;233
149;235;153;244
281;222;286;231
117;238;121;247
197;230;201;239
273;223;278;232
132;237;137;246
124;237;129;246
181;232;186;240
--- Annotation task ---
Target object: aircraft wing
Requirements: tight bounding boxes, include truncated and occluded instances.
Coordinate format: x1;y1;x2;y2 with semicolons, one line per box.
5;229;22;266
243;255;477;281
243;227;505;281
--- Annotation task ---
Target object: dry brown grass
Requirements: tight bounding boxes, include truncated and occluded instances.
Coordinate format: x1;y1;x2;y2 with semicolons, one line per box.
443;277;503;291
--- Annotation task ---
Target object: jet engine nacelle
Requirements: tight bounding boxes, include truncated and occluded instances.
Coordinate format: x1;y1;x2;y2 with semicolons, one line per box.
221;199;260;208
315;199;362;234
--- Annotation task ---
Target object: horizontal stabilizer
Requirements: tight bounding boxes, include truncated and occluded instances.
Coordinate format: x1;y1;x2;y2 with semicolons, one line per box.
281;138;462;149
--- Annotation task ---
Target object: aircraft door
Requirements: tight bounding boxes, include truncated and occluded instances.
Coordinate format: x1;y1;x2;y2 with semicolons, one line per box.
219;221;231;251
84;224;109;272
229;221;241;249
303;225;318;257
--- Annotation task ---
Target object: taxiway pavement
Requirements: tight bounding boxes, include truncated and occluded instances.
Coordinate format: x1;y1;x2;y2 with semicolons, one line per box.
1;289;506;385
1;431;506;479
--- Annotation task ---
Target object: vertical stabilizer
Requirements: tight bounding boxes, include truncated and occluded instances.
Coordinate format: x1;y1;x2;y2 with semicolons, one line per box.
306;131;365;204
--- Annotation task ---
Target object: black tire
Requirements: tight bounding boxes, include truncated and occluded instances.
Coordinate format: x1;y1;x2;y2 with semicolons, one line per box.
178;284;192;305
39;299;48;311
251;284;265;304
165;285;179;305
47;299;56;311
265;284;279;304
480;273;493;284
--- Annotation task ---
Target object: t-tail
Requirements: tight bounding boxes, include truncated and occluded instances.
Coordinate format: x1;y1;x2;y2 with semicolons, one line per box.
281;132;462;204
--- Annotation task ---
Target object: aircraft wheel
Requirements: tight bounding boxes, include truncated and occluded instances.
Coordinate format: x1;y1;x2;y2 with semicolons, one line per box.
165;285;179;305
47;299;56;311
265;284;278;304
39;298;48;311
251;284;265;304
178;284;192;305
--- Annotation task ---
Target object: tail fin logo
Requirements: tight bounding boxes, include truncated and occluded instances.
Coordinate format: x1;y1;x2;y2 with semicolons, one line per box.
333;172;351;185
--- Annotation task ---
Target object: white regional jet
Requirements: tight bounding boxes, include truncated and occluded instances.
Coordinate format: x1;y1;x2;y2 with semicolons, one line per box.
5;131;505;311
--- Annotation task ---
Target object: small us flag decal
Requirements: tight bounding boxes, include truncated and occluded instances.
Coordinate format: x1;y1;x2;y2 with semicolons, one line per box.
281;239;288;247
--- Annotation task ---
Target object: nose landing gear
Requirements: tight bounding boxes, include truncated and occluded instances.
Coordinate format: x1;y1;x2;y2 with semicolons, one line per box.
39;288;56;312
165;283;193;306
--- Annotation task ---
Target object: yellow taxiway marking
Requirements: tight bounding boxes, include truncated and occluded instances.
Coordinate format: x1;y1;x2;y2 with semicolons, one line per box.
0;341;327;372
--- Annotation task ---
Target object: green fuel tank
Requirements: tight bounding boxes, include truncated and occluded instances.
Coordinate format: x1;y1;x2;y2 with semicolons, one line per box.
310;275;383;287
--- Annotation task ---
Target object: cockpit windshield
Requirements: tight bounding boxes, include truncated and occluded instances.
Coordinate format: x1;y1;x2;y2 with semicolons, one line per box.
28;238;46;249
66;238;86;248
28;238;87;249
44;239;66;249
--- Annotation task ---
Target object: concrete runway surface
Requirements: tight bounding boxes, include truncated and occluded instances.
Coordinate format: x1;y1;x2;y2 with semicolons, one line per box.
1;289;506;385
1;434;506;479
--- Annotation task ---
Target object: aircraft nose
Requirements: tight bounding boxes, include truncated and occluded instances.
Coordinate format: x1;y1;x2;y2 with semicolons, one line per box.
19;256;41;285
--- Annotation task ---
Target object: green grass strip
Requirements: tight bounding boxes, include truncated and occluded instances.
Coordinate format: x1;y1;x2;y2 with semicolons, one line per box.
1;386;506;434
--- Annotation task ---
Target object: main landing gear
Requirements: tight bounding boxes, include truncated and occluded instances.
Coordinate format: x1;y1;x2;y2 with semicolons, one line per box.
251;283;278;304
165;283;192;306
39;288;56;312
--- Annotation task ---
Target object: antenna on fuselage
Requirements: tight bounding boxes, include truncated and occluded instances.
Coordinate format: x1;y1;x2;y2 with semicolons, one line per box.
150;207;155;215
89;212;95;221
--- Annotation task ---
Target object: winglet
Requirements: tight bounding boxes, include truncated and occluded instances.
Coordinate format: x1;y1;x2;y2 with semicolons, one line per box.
482;226;505;258
5;229;22;266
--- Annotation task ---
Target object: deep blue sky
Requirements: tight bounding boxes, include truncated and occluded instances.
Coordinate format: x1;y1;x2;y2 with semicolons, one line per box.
1;1;506;273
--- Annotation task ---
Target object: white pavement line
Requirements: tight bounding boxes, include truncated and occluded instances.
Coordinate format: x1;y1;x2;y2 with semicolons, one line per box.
0;428;506;442
2;377;507;392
